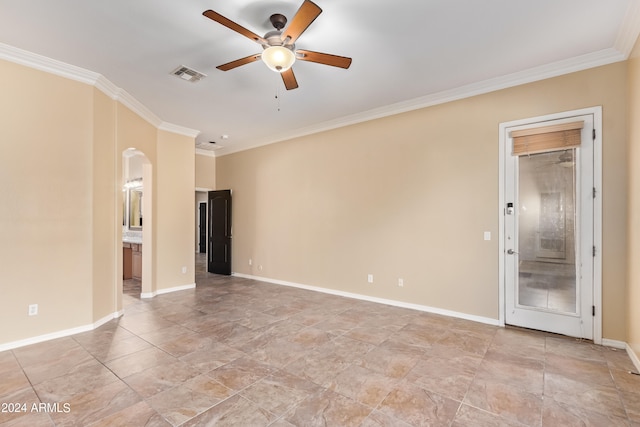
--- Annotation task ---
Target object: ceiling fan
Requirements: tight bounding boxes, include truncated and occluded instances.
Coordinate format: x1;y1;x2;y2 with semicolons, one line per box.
202;0;352;90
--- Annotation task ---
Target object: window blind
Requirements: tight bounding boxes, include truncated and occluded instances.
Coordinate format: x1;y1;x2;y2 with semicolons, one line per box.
510;121;584;156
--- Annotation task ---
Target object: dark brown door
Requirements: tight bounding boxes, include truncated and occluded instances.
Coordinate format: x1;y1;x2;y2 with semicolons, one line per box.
198;203;206;254
208;190;232;275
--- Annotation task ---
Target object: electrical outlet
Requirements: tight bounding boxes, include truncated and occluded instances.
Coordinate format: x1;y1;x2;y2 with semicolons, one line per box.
28;304;38;316
181;266;187;274
484;231;491;241
367;274;373;283
259;265;263;271
249;258;253;266
398;278;404;287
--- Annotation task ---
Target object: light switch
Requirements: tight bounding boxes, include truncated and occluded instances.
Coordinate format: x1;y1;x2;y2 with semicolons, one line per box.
484;231;491;241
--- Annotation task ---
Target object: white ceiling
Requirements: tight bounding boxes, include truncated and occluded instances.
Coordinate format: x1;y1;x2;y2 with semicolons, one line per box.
0;0;638;156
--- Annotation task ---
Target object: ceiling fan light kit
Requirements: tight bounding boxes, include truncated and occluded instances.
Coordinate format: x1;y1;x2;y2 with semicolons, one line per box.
261;45;296;72
202;0;351;90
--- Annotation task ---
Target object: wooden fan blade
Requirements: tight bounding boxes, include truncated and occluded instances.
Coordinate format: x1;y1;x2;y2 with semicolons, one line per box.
203;10;266;44
217;54;262;71
282;1;322;44
281;68;299;90
296;50;352;69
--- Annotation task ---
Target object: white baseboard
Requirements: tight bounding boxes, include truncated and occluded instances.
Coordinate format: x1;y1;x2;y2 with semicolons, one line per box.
141;283;196;298
0;281;197;350
626;343;640;373
602;338;627;349
602;338;640;373
0;310;123;352
158;283;196;295
232;272;501;327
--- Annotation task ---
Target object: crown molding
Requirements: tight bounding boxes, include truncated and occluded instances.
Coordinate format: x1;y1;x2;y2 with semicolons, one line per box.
159;122;200;138
0;42;100;85
0;42;199;138
215;47;625;157
195;148;217;158
615;0;640;57
94;75;121;100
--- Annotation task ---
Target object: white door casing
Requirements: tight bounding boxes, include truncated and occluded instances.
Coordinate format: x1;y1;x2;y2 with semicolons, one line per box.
499;107;602;342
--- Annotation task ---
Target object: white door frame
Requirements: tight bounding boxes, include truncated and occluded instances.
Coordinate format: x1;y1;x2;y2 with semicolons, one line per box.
498;106;602;344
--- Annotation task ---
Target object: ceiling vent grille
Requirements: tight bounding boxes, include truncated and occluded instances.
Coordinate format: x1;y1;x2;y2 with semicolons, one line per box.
196;141;223;151
171;65;207;82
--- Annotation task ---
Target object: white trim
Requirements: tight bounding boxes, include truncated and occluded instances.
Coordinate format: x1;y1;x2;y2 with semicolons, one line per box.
232;273;501;327
195;149;217;158
0;310;123;352
95;75;122;100
216;49;623;157
593;107;604;345
615;0;640;58
159;122;200;138
602;339;640;373
158;283;196;295
0;42;198;138
602;338;627;350
498;107;603;343
116;89;162;128
0;42;100;85
141;283;196;299
195;187;214;192
0;40;628;158
627;344;640;373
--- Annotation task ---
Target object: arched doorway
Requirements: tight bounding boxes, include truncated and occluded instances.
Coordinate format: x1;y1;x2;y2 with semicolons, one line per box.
121;148;153;306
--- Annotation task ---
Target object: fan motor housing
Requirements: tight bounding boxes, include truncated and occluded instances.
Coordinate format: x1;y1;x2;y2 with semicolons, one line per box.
269;13;287;30
264;30;294;50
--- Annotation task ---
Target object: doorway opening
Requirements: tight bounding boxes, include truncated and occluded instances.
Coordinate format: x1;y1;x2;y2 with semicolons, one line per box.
195;190;210;276
499;107;602;342
121;149;153;306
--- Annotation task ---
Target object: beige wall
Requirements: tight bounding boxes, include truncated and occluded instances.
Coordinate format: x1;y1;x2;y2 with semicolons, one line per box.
196;153;216;189
0;59;196;348
0;61;94;342
627;40;640;360
0;46;635;349
92;88;118;320
217;62;628;340
156;131;196;289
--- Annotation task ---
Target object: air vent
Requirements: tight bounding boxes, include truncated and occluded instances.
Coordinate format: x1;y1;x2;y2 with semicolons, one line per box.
196;141;223;151
171;65;207;82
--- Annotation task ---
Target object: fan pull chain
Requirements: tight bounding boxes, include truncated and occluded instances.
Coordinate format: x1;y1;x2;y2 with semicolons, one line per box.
274;75;281;112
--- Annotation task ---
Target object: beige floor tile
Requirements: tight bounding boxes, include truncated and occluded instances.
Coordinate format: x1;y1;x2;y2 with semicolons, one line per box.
543;372;627;419
146;374;234;425
378;381;460;427
542;398;630;427
452;404;525;427
240;371;322;417
85;401;169;427
284;389;371;427
464;377;543;426
182;394;277;427
1;257;638;426
46;381;141;426
329;364;398;408
207;356;278;391
32;359;120;401
122;360;202;398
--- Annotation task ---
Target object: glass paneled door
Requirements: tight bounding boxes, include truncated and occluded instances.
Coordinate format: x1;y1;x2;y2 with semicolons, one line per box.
504;114;594;339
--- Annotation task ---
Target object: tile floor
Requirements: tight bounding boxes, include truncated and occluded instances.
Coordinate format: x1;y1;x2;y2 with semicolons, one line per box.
1;256;639;426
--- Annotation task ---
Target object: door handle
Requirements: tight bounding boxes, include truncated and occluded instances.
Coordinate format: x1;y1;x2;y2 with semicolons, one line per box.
507;249;518;255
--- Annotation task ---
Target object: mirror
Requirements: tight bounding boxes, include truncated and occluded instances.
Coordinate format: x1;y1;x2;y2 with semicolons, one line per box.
129;188;143;229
